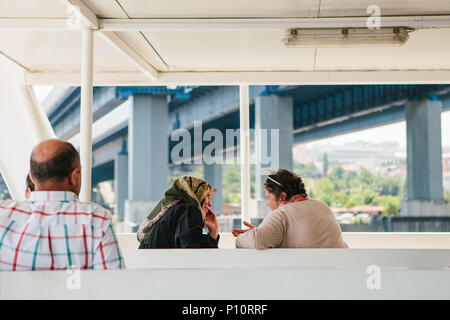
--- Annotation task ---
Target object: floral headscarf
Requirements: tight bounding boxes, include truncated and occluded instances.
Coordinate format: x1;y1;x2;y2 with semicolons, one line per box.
137;176;216;244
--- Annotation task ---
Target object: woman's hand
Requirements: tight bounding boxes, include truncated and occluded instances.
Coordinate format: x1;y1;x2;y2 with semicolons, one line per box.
205;208;219;240
231;221;255;237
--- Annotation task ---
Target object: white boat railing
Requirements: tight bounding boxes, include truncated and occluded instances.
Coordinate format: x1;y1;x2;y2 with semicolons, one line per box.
1;247;449;300
117;232;450;250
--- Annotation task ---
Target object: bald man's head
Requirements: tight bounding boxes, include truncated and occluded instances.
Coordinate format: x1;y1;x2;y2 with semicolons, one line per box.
30;139;80;185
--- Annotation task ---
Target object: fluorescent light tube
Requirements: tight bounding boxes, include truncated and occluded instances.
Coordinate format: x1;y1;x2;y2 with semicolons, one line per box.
282;27;410;47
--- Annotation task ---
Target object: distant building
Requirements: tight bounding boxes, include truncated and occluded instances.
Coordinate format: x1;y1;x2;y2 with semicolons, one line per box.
350;206;385;216
222;203;241;216
331;206;384;216
294;141;405;175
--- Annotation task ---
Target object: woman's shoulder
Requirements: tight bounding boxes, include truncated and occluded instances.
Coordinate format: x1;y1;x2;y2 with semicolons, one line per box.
176;201;199;209
173;201;202;214
284;199;332;212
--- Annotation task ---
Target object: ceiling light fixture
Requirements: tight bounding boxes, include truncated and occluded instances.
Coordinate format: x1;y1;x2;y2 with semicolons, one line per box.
282;27;411;47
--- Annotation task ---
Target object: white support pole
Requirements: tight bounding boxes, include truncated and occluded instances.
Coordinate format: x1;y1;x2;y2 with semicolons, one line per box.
22;85;56;141
240;84;251;228
80;28;94;202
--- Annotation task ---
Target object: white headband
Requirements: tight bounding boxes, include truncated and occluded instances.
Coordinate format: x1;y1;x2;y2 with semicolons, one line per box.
267;176;283;187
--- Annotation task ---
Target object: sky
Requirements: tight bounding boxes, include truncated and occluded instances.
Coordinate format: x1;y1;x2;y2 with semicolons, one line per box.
34;86;450;150
303;110;450;150
34;85;54;102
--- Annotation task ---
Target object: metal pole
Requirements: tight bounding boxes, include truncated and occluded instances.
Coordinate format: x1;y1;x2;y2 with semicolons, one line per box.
239;84;250;228
80;27;94;201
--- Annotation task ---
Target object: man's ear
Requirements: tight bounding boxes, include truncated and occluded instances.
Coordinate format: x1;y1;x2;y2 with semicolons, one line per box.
280;192;287;201
29;173;35;184
69;167;80;186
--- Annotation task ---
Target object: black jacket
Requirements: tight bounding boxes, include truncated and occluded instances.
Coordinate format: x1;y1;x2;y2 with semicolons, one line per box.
138;202;220;249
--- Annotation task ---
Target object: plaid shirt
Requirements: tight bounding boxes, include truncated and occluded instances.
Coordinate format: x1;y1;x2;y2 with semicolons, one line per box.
0;191;124;271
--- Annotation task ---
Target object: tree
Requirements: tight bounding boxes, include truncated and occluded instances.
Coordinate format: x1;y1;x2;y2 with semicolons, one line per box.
372;174;402;197
444;190;450;201
359;167;374;186
332;192;349;208
222;165;241;204
314;177;335;205
294;162;321;178
322;152;329;177
330;164;345;180
362;190;377;205
378;196;401;215
344;196;360;209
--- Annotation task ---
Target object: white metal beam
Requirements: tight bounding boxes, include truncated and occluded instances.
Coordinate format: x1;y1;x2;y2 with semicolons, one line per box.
99;16;450;31
99;32;159;81
59;0;99;29
56;0;159;81
23;85;57;141
2;15;450;31
24;70;450;86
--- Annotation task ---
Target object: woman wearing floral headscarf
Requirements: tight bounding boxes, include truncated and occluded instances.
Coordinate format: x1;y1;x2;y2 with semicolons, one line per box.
137;176;219;249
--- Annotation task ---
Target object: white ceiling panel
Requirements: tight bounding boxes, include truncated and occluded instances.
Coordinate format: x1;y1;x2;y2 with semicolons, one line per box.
117;0;320;18
91;0;450;19
142;30;316;71
82;1;169;71
0;0;68;18
115;32;168;71
82;0;129;18
315;29;450;71
0;30;140;72
2;0;450;83
319;0;450;17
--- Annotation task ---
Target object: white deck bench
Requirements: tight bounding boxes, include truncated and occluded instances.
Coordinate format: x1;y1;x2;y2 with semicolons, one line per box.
1;233;449;300
1;248;449;299
117;232;450;250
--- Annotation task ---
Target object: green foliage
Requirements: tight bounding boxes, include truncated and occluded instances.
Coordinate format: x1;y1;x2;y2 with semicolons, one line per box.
343;195;360;209
181;158;407;216
332;192;349;208
192;166;204;179
316;177;335;194
222;164;241;204
322;152;329;177
310;163;404;214
359;167;374;186
378;195;401;215
444;190;450;201
293;162;321;178
331;164;344;180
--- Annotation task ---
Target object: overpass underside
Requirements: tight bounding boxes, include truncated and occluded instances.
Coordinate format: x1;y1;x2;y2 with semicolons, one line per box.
43;84;450;231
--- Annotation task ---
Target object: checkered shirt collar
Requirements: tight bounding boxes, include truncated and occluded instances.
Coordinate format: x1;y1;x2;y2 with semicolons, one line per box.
29;191;78;202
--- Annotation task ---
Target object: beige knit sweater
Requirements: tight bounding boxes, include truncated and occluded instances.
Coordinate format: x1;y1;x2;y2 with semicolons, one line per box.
235;199;348;249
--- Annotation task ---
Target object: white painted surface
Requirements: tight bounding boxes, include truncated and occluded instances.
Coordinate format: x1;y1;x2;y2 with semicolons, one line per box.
88;0;450;18
79;28;94;202
24;70;450;87
117;232;450;250
240;84;250;228
98;16;450;32
0;249;449;299
0;56;55;200
1;234;450;299
2;2;450;75
0;0;68;18
120;248;450;270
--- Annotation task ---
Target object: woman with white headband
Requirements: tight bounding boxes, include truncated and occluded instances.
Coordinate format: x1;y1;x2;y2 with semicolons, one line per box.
232;169;348;249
